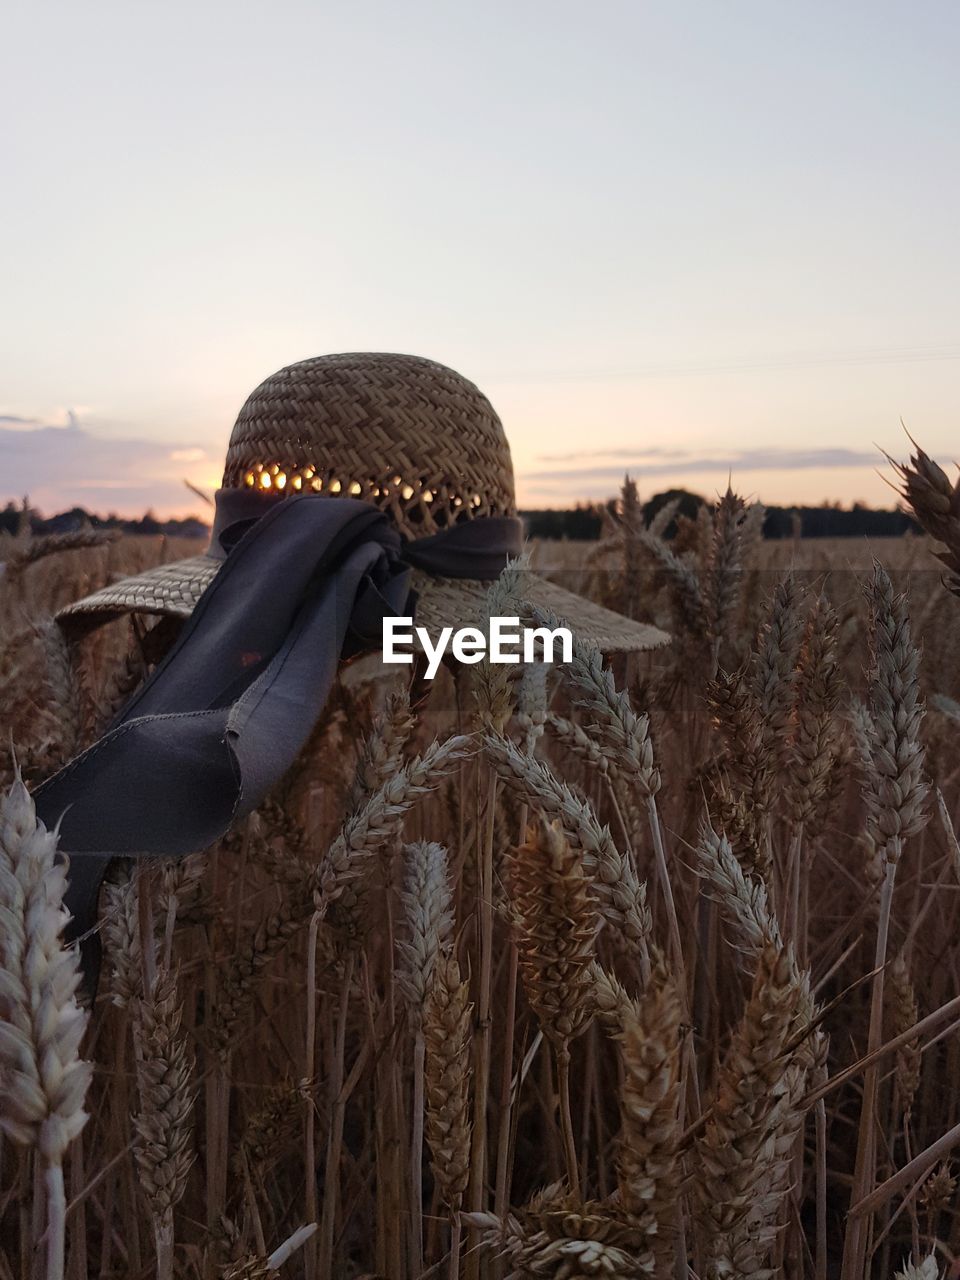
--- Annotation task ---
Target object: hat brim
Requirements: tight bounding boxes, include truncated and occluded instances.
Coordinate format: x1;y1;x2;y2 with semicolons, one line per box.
57;553;670;654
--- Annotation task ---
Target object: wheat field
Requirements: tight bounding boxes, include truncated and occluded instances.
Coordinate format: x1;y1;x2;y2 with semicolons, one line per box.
2;448;960;1280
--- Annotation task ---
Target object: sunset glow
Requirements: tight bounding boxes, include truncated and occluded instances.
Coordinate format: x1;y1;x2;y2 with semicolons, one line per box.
3;2;959;519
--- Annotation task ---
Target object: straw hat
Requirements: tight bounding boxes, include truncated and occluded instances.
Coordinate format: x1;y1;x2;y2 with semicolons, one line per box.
59;353;669;653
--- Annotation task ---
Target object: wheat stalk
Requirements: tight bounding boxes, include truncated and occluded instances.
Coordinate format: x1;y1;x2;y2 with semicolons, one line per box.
637;527;705;636
396;839;454;1277
589;961;642;1039
845;565;928;1278
541;610;659;799
707;663;773;881
751;574;804;759
471;558;530;734
859;566;928;859
507;818;598;1049
705;486;748;665
102;866;144;1006
133;968;196;1280
0;772;92;1280
483;731;651;976
508;817;599;1196
616;955;683;1274
3;529;121;578
695;941;807;1279
396;839;455;1022
887;952;921;1124
465;1189;653;1278
788;593;843;829
516;659;548;755
346;687;416;809
889;440;960;595
212;734;470;1051
424;951;473;1277
894;1256;942;1280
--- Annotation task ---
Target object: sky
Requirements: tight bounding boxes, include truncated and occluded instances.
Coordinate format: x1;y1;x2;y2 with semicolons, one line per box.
3;0;960;518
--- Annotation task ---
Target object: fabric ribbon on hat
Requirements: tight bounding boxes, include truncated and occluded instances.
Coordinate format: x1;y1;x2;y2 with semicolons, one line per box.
33;491;523;986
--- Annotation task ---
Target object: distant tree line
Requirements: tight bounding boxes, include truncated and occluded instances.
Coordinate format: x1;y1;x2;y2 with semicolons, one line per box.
0;501;209;541
762;503;918;539
521;489;920;540
2;493;920;543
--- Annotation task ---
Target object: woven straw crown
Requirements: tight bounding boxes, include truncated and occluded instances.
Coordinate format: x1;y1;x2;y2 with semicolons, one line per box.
222;352;516;539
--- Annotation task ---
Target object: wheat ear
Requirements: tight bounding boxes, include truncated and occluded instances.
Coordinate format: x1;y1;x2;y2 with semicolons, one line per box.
859;566;928;859
133;968;196;1280
638;527;705;635
424;951;473;1278
845;566;928;1277
789;593;843;829
894;1256;942;1280
695;941;807;1280
752;572;805;770
473;558;529;733
397;839;455;1278
616;955;683;1273
887;952;921;1124
0;772;92;1280
483;731;651;977
3;528;120;578
465;1191;650;1278
705;485;748;666
589;961;642;1039
889;438;960;595
508;817;599;1196
221;1223;319;1279
707;663;773;881
397;839;455;1021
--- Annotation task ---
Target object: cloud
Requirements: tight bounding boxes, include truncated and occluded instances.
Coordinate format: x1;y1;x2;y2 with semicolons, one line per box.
0;420;217;516
523;446;879;483
0;409;83;432
0;414;46;430
529;448;885;473
536;445;688;463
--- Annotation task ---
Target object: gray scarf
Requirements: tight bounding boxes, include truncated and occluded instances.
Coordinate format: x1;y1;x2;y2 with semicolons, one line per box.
35;490;522;983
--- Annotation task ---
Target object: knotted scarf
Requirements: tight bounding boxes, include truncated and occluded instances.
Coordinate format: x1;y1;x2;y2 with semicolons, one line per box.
34;490;523;983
